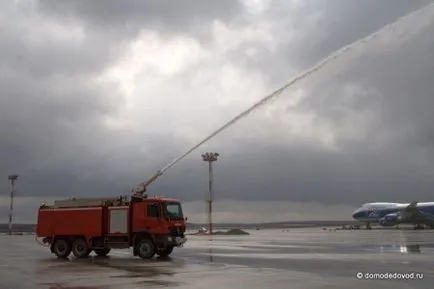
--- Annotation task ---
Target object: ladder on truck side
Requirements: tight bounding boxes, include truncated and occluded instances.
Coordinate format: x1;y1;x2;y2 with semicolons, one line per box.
53;196;128;208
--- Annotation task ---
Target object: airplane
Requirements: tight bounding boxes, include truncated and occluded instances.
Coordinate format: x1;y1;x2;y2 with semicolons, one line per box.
352;201;434;229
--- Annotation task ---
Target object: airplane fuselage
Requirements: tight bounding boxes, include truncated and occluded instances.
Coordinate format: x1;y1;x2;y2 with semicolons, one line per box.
352;202;434;225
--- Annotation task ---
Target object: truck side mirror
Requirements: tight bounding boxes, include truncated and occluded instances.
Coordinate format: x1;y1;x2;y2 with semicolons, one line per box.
185;217;188;221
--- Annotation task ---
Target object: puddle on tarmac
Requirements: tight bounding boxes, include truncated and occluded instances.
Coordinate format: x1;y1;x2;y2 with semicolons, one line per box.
40;283;110;289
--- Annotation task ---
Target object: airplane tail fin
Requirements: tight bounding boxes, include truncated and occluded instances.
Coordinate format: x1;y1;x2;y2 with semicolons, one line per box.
402;201;419;216
408;201;418;207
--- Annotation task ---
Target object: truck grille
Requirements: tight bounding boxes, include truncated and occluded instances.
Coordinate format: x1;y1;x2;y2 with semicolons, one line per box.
169;226;185;237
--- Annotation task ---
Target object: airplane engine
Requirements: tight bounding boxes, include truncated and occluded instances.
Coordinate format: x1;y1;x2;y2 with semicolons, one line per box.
379;213;399;226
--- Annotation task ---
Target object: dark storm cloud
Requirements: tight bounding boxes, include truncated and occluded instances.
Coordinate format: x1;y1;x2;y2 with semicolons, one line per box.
38;0;243;39
0;0;242;199
265;2;434;204
0;3;134;197
284;0;434;69
229;0;434;87
145;1;434;206
0;73;123;196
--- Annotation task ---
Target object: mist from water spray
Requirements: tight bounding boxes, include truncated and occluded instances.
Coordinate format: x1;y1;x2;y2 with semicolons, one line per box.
138;1;434;190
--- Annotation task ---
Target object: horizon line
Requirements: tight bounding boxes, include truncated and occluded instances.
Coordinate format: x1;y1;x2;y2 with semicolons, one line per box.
0;220;357;226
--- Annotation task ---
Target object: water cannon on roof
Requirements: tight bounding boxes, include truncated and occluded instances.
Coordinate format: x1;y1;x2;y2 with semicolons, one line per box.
132;170;163;196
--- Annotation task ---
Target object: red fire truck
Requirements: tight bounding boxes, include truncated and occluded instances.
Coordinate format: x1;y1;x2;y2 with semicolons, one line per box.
36;193;187;259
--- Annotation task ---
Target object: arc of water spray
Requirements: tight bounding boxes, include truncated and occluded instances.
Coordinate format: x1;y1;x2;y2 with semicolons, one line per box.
135;2;434;192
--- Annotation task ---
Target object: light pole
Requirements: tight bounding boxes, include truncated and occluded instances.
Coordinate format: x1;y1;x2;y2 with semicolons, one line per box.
201;152;219;235
8;174;18;235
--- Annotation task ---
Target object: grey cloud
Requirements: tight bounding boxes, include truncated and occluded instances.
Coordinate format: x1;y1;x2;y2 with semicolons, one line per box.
0;5;130;79
147;138;434;206
2;0;434;215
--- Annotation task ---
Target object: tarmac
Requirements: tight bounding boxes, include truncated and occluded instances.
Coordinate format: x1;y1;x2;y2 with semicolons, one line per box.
1;228;434;289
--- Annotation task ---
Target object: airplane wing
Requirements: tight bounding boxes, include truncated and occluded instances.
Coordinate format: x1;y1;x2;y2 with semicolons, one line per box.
399;201;434;228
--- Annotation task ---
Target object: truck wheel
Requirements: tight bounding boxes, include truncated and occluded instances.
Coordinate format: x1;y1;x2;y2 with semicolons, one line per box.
157;246;173;258
72;238;91;259
135;238;155;259
94;248;110;257
52;239;71;258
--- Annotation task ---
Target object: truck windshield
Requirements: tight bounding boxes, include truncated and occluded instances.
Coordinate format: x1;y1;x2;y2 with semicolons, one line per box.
164;202;184;220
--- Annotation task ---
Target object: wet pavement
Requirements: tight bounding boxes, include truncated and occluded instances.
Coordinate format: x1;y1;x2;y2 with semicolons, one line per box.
1;228;434;288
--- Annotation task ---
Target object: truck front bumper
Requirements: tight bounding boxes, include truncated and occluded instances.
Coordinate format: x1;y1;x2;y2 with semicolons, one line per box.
167;236;187;247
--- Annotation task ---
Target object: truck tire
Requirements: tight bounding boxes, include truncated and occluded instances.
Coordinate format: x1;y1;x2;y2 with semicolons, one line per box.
52;239;71;258
94;248;110;257
135;238;155;259
72;238;91;259
157;246;173;258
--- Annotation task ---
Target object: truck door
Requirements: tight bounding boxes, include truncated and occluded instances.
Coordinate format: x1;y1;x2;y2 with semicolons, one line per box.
145;203;163;232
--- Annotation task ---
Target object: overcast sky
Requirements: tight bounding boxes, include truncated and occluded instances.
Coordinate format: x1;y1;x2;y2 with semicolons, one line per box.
1;0;434;223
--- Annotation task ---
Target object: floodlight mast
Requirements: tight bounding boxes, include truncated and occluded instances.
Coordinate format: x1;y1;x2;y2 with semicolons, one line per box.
8;174;18;235
202;152;219;235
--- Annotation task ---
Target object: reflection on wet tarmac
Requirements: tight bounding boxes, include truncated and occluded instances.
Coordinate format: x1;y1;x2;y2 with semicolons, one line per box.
401;244;421;253
207;243;214;263
3;229;434;288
